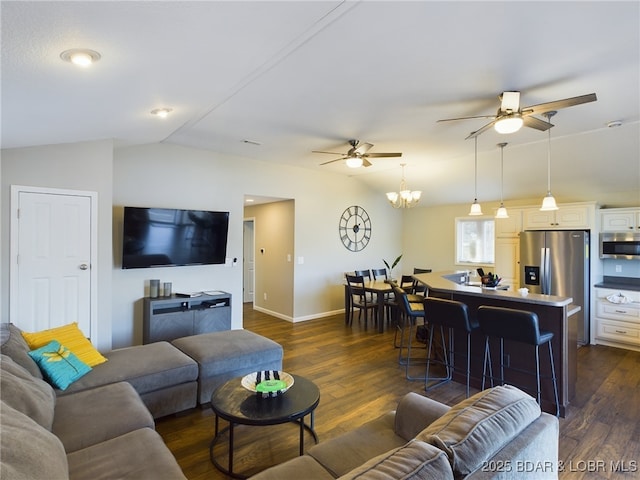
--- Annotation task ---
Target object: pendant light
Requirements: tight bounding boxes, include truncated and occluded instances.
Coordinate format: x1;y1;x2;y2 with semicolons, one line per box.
540;111;559;211
469;135;483;215
495;142;509;218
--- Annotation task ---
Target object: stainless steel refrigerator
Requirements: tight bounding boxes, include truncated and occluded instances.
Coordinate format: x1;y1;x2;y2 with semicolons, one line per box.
520;230;590;345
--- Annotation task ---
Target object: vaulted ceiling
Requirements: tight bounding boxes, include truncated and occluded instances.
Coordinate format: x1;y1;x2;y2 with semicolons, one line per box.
2;1;639;206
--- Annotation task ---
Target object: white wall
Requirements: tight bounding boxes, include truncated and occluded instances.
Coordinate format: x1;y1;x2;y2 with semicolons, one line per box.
1;140;114;351
113;143;402;345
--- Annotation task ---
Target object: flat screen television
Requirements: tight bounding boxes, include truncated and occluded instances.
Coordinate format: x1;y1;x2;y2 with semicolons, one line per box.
122;207;229;269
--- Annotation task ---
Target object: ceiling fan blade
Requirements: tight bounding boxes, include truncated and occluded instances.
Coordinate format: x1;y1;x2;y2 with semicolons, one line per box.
319;157;347;165
500;91;520;112
313;150;345;155
437;115;496;123
353;142;374;155
365;152;402;158
523;93;597;116
523;116;554;131
362;159;372;167
465;120;497;139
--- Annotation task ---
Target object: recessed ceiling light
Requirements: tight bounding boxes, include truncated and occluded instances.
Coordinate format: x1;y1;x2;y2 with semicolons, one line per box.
245;198;255;203
150;108;173;118
60;49;101;67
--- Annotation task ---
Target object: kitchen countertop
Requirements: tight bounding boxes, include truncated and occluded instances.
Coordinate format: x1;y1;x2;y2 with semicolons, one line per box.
413;270;575;307
593;277;640;292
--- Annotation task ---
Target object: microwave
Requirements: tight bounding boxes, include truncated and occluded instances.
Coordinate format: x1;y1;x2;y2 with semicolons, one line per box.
600;232;640;259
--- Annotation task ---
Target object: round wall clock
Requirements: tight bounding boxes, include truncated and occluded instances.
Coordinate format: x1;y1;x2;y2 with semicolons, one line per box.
339;205;371;252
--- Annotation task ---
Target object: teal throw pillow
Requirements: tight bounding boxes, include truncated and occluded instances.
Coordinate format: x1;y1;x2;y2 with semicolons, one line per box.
28;340;91;390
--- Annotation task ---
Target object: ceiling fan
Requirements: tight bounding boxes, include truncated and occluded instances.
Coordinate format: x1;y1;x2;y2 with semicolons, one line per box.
438;91;597;139
314;139;402;168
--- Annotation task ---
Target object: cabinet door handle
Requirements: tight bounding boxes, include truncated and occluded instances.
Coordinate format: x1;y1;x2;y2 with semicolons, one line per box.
614;309;628;314
615;330;628;334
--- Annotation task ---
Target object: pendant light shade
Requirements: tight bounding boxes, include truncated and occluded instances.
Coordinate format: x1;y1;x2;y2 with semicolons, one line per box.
540;111;559;211
495;142;509;218
469;136;483;215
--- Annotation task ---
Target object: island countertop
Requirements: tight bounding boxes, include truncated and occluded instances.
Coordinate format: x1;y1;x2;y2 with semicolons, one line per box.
413;270;574;307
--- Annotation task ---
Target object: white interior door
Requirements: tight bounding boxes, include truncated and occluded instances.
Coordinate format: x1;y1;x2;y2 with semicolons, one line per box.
10;186;96;339
243;219;255;303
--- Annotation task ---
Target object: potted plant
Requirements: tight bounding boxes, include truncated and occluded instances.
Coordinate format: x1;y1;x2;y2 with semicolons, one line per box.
383;254;402;282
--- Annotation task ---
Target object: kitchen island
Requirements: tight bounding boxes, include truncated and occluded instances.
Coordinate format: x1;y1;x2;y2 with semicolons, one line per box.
413;271;580;417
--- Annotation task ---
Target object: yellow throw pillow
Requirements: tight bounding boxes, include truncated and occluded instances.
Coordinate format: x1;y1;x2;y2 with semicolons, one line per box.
21;323;107;367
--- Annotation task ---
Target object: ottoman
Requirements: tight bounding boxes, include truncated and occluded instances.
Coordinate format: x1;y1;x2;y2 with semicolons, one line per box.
171;329;284;404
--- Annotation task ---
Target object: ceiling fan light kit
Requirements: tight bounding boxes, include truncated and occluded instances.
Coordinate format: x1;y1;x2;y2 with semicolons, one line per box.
345;157;363;168
469;136;483;216
540;111;559;211
494;114;523;134
387;163;421;208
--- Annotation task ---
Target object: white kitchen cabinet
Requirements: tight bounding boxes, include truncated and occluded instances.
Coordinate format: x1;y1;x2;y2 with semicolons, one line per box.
495;208;523;237
494;237;520;288
523;204;592;230
600;208;640;232
594;287;640;351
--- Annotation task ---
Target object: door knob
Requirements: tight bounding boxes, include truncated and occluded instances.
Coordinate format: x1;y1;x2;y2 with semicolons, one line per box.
79;264;89;270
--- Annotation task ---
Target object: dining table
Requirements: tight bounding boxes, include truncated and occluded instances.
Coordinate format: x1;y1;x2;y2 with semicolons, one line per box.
344;279;394;333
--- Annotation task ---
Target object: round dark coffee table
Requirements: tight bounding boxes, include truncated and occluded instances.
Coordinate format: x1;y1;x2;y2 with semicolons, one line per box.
209;374;320;479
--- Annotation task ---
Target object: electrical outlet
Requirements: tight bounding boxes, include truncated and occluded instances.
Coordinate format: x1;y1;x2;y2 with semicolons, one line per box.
263;292;267;300
615;265;622;273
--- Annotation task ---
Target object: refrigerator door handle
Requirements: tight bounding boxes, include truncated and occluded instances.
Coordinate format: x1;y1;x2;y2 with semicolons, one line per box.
541;247;551;294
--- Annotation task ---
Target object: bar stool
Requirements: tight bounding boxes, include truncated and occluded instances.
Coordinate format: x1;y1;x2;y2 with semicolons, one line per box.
477;306;559;416
391;284;426;380
424;297;479;397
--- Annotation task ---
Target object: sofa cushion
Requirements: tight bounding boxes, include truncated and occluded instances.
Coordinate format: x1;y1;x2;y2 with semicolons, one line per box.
66;427;187;480
53;381;155;453
394;392;452;441
416;385;541;477
308;411;407;477
0;401;69;480
0;354;55;430
338;440;454;480
249;455;336;480
1;323;43;378
21;322;107;367
28;340;92;390
58;340;198;396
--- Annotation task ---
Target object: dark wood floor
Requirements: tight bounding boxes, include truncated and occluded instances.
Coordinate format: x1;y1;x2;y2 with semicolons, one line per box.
156;304;640;479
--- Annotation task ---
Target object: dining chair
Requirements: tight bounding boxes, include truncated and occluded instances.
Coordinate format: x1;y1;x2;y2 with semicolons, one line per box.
354;269;372;280
345;274;378;327
412;268;432;296
371;268;388;280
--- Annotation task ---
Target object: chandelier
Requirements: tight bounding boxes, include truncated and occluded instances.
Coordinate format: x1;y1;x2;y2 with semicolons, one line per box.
386;163;421;208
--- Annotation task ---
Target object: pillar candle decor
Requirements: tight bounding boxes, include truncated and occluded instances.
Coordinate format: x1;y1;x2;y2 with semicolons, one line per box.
150;279;160;298
163;282;172;297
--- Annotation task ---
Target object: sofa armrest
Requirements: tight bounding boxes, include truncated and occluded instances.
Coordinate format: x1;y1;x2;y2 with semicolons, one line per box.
394;392;451;441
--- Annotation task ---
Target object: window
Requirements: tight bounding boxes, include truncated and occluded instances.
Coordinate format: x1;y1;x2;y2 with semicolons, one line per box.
455;217;495;264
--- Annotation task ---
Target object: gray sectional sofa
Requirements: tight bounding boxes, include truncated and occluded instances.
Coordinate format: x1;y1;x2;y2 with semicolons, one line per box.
251;385;560;480
1;323;283;479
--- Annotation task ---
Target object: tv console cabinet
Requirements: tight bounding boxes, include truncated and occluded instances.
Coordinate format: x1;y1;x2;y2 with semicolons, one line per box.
143;292;232;344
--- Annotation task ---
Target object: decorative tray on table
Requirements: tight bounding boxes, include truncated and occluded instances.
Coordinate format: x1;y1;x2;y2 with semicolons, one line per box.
241;371;294;398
